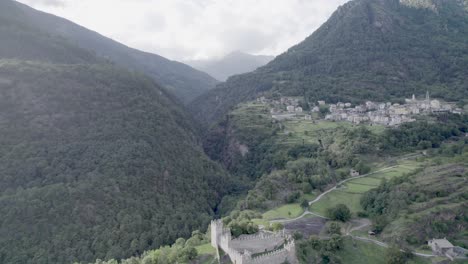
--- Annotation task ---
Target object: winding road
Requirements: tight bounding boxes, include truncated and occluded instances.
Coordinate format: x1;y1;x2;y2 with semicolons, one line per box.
271;165;399;224
268;154;437;258
308;165;399;206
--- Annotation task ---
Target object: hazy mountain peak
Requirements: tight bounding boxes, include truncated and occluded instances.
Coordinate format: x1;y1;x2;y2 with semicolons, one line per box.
186;51;274;81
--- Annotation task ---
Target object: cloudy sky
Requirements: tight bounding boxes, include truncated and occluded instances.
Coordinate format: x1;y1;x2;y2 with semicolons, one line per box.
17;0;350;61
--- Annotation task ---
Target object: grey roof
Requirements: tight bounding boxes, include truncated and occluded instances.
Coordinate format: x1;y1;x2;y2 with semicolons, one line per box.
432;239;454;248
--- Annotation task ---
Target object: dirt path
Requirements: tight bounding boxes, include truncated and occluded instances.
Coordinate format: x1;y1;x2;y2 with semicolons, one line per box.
352;236;436;258
270;210;329;224
345;218;372;235
308;165;398;206
343;217;435;258
269;165;404;225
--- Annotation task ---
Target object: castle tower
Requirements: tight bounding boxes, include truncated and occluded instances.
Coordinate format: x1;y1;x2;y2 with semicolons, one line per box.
412;94;416;101
211;220;223;247
426;90;430;102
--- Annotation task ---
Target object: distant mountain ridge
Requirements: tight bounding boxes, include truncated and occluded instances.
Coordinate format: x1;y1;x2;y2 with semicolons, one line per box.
191;0;468;126
186;51;274;81
8;0;218;103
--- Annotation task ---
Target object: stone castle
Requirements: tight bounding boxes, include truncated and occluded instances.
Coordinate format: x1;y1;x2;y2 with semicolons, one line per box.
211;220;298;264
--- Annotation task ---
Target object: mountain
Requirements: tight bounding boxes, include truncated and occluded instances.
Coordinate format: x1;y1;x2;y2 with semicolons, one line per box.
0;1;235;263
186;51;274;81
6;0;218;103
190;0;468;126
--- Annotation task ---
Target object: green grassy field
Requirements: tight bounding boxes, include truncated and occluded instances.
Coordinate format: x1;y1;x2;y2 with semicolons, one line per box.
250;203;305;228
330;237;430;264
196;243;216;255
309;161;422;216
262;203;304;220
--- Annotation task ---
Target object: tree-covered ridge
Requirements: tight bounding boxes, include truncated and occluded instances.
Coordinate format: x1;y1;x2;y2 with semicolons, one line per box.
400;0;437;10
191;0;468;126
0;60;234;264
0;5;98;65
361;141;468;247
1;0;218;103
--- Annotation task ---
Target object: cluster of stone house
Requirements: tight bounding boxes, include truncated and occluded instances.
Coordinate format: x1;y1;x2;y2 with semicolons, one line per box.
257;97;307;121
211;220;297;264
325;92;462;126
257;93;463;126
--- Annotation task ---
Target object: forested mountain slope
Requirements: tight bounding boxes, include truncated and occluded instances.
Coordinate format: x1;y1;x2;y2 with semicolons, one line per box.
191;0;468;126
3;0;218;103
0;5;235;263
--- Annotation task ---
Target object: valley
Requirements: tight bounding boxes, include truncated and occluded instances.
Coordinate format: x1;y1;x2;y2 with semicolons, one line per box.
0;0;467;263
99;100;467;263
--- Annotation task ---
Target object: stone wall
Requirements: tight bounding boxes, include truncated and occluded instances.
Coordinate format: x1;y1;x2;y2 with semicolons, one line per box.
210;220;298;264
230;232;285;254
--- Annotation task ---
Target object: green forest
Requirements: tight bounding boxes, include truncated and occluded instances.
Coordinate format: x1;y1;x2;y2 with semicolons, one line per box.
0;61;235;263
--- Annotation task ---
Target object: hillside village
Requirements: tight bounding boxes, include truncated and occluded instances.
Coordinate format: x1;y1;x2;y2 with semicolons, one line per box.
260;92;463;127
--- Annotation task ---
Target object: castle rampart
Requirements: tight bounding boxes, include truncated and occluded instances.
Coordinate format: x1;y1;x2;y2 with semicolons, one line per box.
210;220;297;264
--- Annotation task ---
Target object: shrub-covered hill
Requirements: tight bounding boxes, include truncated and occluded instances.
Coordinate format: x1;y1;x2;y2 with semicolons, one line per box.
191;0;468;126
0;60;234;264
361;145;468;248
0;0;218;103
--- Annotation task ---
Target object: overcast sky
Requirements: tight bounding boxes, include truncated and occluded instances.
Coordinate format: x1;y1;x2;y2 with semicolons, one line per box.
17;0;350;61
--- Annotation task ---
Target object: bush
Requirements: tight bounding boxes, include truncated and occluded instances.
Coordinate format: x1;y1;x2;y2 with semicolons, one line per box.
292;231;304;241
357;211;368;218
326;204;352;222
270;222;284;232
285;191;301;203
385;246;412;264
300;198;309;209
327;222;342;235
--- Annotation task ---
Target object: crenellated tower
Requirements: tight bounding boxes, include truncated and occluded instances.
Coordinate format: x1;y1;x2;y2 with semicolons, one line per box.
211;220;223;247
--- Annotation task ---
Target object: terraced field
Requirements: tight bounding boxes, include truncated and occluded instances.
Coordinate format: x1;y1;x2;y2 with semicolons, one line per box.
309;160;423;216
278;120;385;145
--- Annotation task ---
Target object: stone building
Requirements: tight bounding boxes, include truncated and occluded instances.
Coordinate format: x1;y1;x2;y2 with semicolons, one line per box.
428;238;454;256
211;220;297;264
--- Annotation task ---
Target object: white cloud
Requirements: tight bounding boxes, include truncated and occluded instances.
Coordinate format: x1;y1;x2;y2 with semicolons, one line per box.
16;0;350;60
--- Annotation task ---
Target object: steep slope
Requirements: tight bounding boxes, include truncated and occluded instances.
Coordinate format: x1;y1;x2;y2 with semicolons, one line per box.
361;151;468;248
191;0;468;126
186;51;274;81
0;4;234;264
5;0;218;103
